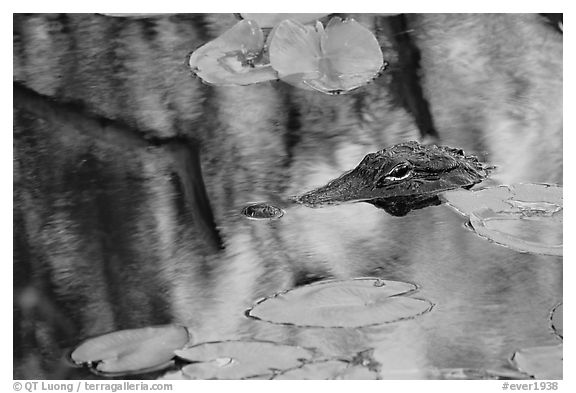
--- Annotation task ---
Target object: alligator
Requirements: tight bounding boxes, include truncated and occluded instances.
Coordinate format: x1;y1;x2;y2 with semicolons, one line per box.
294;141;493;216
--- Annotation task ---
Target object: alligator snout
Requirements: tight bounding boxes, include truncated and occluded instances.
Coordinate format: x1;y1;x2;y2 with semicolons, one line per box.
294;171;369;207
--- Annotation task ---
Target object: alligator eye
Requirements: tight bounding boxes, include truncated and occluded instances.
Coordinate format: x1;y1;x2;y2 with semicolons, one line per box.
385;164;412;181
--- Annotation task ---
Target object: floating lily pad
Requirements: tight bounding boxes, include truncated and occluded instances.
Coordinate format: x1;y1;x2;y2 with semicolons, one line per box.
440;184;562;217
511;344;562;379
268;17;384;95
429;368;528;380
550;303;563;339
441;186;513;216
511;183;563;206
274;359;378;380
246;278;433;328
157;370;188;380
470;208;562;256
238;13;330;28
241;202;285;220
71;325;189;376
173;340;315;379
189;20;278;86
441;184;562;256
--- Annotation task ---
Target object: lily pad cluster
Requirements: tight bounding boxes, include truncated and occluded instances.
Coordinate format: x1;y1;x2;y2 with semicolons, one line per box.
70;328;381;380
440;184;562;256
69;278;432;379
69;278;564;379
163;342;382;380
69;326;316;379
189;14;385;94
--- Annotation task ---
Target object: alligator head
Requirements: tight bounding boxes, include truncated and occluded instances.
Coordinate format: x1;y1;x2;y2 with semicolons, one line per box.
294;141;492;216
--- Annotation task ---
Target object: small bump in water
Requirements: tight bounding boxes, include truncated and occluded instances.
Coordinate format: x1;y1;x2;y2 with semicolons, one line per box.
242;203;285;220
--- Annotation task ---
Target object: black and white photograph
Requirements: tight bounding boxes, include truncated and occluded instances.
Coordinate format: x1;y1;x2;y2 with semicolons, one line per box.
11;6;565;385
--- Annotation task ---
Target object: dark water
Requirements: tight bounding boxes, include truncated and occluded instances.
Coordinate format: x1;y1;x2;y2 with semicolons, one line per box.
13;13;562;379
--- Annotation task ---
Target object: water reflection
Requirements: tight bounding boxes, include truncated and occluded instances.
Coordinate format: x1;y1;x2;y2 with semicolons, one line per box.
13;13;562;379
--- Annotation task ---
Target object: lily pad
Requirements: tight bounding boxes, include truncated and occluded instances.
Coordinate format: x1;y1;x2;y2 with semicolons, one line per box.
246;278;433;328
189;20;278;86
511;344;562;379
470;208;562;256
510;183;563;206
238;13;330;28
71;325;189;376
241;202;285;220
550;303;563;339
441;186;513;216
441;184;562;256
173;340;315;379
429;367;528;380
274;359;378;380
268;17;384;95
157;370;188;380
440;184;562;217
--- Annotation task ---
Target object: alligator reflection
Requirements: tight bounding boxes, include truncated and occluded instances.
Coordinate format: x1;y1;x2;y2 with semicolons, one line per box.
369;194;442;216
